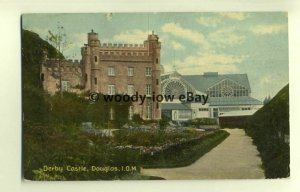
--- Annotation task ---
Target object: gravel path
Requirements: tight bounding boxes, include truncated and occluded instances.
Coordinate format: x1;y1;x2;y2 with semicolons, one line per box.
141;128;265;179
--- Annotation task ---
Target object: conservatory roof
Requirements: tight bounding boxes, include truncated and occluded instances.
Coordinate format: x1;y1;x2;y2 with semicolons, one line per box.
181;73;251;92
208;96;263;106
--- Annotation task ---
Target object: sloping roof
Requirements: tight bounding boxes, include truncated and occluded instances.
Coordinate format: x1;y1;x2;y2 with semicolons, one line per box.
219;110;257;117
181;73;251;92
209;96;263;106
161;103;191;110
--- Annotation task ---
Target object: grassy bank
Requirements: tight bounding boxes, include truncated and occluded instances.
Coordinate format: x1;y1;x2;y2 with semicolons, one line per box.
245;84;289;178
141;130;229;168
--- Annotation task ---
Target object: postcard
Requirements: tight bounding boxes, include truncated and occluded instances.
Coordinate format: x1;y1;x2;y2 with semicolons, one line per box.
21;12;289;180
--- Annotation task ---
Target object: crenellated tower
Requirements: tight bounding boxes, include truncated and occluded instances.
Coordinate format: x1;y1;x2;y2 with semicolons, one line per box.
144;31;161;119
81;29;162;120
81;30;101;92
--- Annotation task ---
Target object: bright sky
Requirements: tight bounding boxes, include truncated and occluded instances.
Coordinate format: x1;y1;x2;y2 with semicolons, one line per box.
22;12;289;101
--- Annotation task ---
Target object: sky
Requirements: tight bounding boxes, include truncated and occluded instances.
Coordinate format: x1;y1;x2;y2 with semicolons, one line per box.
22;12;289;101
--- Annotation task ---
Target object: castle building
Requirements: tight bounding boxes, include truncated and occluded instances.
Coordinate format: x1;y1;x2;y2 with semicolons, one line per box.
41;30;162;120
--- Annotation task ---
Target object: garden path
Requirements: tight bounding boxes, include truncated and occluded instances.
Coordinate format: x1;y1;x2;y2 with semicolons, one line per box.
141;128;265;179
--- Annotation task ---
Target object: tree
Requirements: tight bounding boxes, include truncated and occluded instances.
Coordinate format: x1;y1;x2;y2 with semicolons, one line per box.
263;95;272;105
46;22;71;97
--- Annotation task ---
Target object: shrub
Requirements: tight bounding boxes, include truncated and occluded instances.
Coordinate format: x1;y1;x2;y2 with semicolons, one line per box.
190;118;217;126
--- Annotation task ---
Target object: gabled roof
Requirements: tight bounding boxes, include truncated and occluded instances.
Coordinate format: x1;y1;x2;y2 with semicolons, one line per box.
181;73;251;92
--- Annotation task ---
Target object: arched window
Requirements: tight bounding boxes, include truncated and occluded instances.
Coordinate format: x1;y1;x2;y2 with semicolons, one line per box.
163;80;186;99
156;58;159;64
94;56;98;62
161;73;197;99
41;73;44;81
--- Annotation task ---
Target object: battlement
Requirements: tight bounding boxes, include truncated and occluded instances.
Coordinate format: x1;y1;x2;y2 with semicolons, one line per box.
100;43;146;49
66;59;82;65
85;29;160;49
45;58;82;65
43;58;83;73
98;50;152;57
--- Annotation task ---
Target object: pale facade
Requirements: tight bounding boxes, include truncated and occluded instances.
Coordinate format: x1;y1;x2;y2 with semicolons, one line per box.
161;71;263;121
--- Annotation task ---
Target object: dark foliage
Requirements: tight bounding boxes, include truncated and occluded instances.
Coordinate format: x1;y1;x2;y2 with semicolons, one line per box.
22;29;61;123
22;29;134;180
22;29;64;88
245;84;289;178
182;118;218;127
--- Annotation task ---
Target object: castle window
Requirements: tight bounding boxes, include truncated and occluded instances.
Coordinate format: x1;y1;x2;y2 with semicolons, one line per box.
94;77;97;85
156;58;159;64
156;79;159;85
109;107;114;120
127;85;134;96
41;73;44;81
94;56;98;62
61;81;70;92
85;73;88;81
129;106;134;120
146;105;151;120
146;84;151;96
108;67;115;76
128;67;134;76
108;85;116;95
146;67;152;76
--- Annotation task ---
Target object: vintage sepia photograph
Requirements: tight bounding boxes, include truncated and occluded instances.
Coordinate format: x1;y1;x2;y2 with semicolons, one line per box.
21;12;289;180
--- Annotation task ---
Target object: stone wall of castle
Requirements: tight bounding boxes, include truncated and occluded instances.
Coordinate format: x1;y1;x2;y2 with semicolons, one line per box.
41;58;83;95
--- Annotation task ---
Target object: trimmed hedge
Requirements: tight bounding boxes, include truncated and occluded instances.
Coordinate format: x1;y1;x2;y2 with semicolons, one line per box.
141;130;229;168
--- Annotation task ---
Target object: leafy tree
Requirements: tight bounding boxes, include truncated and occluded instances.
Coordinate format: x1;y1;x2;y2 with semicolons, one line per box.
158;113;170;130
263;95;272;105
46;23;71;97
